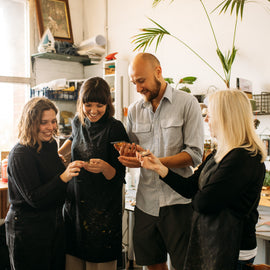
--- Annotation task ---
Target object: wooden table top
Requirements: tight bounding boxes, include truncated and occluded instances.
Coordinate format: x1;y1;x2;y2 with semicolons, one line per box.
0;180;8;190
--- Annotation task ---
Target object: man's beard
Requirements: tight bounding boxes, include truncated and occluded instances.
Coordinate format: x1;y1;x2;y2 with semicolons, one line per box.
144;77;161;102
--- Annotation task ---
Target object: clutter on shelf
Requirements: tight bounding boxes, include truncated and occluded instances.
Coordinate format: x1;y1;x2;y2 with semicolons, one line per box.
77;35;106;63
105;52;118;61
30;78;85;101
60;111;74;135
38;28;56;53
253;93;270;115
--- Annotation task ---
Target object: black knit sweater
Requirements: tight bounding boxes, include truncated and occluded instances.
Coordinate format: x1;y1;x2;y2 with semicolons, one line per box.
161;148;265;250
7;140;67;211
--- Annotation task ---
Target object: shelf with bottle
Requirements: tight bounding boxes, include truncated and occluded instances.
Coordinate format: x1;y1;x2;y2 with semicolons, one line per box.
253;93;270;115
102;59;129;121
30;88;78;101
30;79;85;101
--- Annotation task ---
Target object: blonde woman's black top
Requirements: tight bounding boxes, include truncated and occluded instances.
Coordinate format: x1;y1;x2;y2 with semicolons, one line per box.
161;148;265;269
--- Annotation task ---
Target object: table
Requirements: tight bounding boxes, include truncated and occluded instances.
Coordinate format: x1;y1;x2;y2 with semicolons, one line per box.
0;180;8;219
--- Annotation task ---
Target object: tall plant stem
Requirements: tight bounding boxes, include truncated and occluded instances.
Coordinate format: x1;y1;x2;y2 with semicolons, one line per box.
200;0;232;86
171;35;225;83
226;13;239;85
200;0;220;50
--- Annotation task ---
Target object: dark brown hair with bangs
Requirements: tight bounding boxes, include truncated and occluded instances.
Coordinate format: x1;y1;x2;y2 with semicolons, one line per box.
77;77;115;124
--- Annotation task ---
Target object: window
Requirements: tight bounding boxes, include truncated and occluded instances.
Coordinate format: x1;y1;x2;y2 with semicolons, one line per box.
0;0;30;151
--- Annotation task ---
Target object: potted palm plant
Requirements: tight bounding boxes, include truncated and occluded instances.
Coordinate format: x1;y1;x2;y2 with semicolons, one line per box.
132;0;270;89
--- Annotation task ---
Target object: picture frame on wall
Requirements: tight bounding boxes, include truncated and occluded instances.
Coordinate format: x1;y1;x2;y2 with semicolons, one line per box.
35;0;73;44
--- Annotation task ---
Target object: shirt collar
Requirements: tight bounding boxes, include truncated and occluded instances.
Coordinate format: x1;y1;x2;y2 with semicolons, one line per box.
141;83;173;109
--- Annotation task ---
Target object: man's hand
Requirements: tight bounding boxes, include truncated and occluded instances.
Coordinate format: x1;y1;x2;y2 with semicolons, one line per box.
114;142;137;157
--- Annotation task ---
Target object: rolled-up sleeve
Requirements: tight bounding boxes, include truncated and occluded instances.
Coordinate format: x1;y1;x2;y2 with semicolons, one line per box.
182;96;204;167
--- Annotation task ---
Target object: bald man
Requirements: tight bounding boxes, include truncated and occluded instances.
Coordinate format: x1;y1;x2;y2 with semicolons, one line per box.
118;53;204;270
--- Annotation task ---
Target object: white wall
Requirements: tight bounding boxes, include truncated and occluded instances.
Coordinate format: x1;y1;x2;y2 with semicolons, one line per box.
68;0;84;45
34;0;270;150
77;0;270;152
79;0;270;96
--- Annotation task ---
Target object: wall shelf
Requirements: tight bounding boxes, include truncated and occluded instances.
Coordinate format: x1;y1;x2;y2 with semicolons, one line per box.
31;52;92;66
253;93;270;115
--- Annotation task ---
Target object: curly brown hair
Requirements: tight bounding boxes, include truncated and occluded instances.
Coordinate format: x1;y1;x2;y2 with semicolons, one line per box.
18;97;58;152
77;77;115;125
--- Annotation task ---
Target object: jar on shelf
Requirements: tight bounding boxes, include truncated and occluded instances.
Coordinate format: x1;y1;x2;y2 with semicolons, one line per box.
1;158;8;182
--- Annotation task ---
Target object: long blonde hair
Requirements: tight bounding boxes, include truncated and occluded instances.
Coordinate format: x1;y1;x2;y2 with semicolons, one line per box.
208;90;266;163
18;97;58;152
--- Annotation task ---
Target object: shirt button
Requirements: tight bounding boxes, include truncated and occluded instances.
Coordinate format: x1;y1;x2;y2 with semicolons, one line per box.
14;217;18;220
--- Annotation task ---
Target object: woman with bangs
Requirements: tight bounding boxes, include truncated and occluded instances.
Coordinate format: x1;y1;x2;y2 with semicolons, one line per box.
136;90;266;270
58;77;129;270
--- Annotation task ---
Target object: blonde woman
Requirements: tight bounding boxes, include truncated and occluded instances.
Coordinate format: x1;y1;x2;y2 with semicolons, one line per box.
137;90;266;270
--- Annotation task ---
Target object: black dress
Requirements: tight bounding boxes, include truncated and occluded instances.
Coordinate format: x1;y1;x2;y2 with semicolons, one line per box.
64;114;129;263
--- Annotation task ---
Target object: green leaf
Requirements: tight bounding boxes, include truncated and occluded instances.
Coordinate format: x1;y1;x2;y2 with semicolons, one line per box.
227;46;237;70
179;76;197;84
216;46;237;87
152;0;175;8
179;86;191;93
131;18;170;52
263;171;270;186
164;77;174;84
213;0;246;19
153;0;162;7
216;49;228;72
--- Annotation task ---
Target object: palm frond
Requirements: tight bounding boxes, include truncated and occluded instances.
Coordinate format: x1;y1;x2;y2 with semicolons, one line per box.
153;0;162;7
216;46;237;80
131;18;170;52
227;46;237;69
213;0;246;19
216;49;228;72
152;0;175;8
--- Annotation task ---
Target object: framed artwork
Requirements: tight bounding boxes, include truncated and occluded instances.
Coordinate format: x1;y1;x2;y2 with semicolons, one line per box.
35;0;73;43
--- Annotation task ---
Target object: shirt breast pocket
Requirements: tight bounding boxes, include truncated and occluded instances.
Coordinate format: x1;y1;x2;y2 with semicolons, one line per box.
161;119;183;151
132;123;152;145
